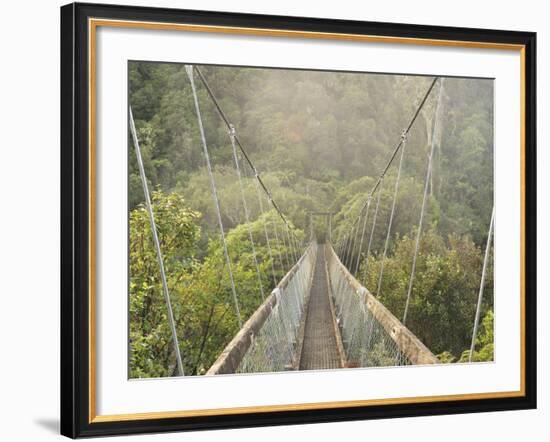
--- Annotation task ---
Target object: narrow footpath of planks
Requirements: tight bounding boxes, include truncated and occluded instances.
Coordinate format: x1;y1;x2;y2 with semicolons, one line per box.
299;247;343;370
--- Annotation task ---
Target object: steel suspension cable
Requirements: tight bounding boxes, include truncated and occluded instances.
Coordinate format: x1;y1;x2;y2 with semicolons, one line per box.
346;208;362;266
469;205;495;362
347;206;364;272
362;184;383;284
335;77;438;248
186;66;242;328
257;191;286;279
287;223;306;297
288;224;300;262
190;63;312;359
376;135;407;296
229;125;265;301
336;232;344;256
341;233;349;258
129;106;185;376
284;223;297;265
402;79;444;325
247;163;279;287
366;77;438;201
343;222;357;268
274;218;290;271
193;66;301;248
335;231;344;257
353;196;372;276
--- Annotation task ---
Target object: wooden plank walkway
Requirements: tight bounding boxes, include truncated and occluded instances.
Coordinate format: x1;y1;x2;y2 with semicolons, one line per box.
299;247;343;370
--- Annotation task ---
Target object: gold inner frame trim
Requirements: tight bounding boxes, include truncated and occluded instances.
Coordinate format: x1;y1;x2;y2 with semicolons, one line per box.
88;17;527;424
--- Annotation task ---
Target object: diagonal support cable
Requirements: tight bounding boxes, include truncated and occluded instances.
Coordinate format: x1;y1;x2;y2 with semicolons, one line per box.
193;65;303;251
403;79;444;325
469;205;495;362
377;134;407;296
362;184;383;284
353;196;372;275
348;206;365;274
251;171;279;287
335;77;438;253
229;125;265;301
129;106;185;376
186;66;242;328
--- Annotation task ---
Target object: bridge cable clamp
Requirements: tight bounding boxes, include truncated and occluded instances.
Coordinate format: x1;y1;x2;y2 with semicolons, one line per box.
228;123;236;138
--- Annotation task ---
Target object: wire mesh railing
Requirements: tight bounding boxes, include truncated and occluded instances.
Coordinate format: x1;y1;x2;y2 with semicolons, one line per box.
206;242;317;375
326;244;438;367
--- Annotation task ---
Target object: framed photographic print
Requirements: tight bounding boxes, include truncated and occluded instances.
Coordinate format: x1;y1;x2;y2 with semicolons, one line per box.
60;2;536;438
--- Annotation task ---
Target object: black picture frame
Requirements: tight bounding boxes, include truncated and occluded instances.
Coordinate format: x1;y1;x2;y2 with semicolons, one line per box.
61;2;537;438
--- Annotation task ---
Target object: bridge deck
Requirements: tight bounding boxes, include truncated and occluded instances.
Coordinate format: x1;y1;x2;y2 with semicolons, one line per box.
299;246;343;370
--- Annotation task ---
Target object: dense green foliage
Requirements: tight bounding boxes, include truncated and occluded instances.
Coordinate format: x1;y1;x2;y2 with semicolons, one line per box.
129;62;494;377
129;190;301;376
362;230;493;357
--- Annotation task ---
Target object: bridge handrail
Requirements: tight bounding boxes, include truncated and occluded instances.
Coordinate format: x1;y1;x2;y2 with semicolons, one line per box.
326;244;439;365
206;242;316;375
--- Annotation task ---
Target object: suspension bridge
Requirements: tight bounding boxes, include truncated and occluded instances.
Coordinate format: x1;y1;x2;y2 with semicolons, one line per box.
129;66;495;376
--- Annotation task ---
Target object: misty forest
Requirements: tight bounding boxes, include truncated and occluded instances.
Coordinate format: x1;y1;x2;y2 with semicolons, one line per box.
128;62;494;378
